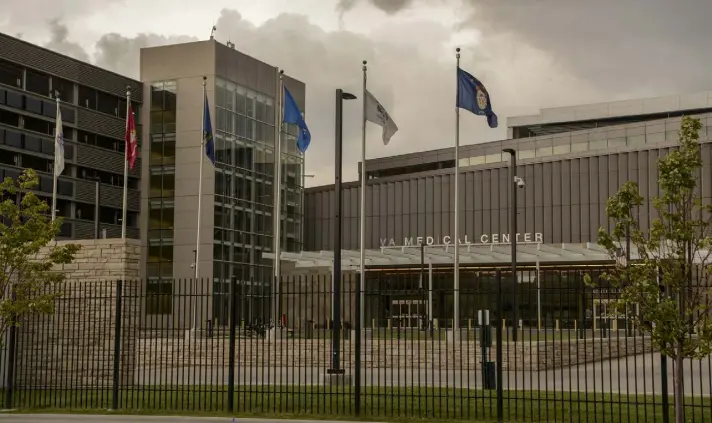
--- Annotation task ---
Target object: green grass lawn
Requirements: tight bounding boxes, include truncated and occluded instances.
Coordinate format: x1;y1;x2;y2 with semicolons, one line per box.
3;386;710;423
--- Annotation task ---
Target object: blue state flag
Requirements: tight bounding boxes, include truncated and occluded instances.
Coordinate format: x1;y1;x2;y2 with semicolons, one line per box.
283;86;311;153
203;93;215;164
456;67;498;129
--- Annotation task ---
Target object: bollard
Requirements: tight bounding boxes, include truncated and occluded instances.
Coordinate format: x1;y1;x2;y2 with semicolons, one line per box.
434;318;439;330
555;319;560;332
372;318;376;330
387;318;392;330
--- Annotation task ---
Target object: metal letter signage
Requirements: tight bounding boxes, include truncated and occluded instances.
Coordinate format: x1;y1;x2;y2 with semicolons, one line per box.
380;232;544;248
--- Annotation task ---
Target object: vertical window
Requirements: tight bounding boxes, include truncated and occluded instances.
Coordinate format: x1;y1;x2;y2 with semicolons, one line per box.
0;59;22;88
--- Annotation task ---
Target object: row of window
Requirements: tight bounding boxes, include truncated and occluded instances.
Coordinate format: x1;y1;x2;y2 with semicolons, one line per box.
1;94;130;157
0;58;139;121
0;87;76;122
457;127;712;168
215;79;275;124
0;169;138;227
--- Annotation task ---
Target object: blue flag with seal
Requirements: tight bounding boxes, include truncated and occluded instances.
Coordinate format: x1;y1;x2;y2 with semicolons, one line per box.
283;86;311;153
456;67;498;129
203;93;215;164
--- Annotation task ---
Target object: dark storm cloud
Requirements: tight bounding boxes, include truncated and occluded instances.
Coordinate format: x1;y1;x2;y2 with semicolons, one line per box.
459;0;712;94
44;20;91;62
336;0;416;14
3;2;671;186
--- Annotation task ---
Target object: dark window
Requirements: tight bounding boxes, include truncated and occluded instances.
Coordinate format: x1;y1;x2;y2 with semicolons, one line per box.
64;143;74;160
5;131;21;148
42;101;56;118
24;135;41;152
52;77;74;103
99;206;121;225
0;88;5;105
60;106;75;123
38;174;53;192
75;202;94;221
58;221;71;238
146;280;173;315
41;138;53;154
0;109;19;127
25;97;42;114
150;83;165;111
0;60;22;88
97;90;119;116
0;150;17;166
5;91;23;109
78;85;96;109
22;154;50;173
23;115;52;135
57;180;73;196
26;70;50;96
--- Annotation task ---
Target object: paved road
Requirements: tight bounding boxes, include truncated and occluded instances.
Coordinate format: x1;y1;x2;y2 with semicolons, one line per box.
0;416;362;423
135;353;712;395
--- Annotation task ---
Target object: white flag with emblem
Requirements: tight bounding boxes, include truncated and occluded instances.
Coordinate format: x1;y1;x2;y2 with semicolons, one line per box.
54;102;65;177
365;89;398;145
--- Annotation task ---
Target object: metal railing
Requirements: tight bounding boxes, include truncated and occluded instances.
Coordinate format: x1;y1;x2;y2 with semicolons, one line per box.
1;268;710;422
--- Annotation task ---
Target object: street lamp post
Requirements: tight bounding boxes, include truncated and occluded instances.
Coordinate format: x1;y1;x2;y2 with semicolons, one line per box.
330;89;357;375
503;148;520;342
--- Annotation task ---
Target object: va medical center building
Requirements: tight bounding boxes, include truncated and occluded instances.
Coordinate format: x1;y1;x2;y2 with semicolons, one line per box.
277;92;712;329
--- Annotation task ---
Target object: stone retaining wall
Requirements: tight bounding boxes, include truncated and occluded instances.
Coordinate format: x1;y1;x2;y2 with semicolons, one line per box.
137;335;655;372
13;239;141;389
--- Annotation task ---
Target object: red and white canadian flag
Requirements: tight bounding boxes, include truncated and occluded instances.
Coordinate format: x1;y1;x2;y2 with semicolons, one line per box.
125;105;138;169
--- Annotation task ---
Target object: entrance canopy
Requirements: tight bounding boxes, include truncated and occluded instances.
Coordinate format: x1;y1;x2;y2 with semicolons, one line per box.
263;242;641;270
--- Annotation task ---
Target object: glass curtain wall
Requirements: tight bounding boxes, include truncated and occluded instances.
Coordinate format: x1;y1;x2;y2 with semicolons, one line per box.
146;80;177;316
212;77;304;325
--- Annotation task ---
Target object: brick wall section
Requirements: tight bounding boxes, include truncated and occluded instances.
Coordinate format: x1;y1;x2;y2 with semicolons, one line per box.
14;239;140;389
136;336;655;372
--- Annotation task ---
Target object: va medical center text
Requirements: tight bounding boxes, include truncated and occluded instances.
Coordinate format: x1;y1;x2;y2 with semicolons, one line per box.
379;232;544;247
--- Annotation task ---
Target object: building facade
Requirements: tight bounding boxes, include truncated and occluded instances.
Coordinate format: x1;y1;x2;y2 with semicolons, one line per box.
0;33;142;239
301;92;712;329
140;40;306;325
305;92;712;251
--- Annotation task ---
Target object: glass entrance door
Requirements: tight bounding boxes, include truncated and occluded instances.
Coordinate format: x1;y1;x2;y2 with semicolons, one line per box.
392;299;424;328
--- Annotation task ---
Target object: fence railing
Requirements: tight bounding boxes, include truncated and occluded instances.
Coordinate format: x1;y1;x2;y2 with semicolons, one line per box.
1;269;711;422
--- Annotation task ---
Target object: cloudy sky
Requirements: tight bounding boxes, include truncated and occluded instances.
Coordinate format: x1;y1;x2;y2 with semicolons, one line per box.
2;0;711;186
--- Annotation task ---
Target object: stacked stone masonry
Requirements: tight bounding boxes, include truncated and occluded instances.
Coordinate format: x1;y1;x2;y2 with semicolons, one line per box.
14;239;140;389
136;336;655;372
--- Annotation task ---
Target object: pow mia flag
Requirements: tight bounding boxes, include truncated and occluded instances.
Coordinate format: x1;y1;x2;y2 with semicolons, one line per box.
365;89;398;145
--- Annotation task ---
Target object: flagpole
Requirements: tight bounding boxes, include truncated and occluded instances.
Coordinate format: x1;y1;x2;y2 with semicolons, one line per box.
273;69;284;331
359;60;367;331
453;47;461;341
192;76;207;332
51;94;60;223
121;86;131;239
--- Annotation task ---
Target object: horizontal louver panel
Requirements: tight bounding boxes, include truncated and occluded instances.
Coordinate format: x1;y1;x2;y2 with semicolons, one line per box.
76;144;141;178
74;179;139;211
0;34;142;101
71;219;139;240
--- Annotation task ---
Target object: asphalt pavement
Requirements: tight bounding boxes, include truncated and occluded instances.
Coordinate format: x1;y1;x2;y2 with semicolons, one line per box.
134;352;712;395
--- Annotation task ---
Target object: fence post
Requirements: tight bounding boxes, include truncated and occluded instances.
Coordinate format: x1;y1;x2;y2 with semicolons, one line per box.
661;353;670;423
227;276;238;412
112;279;123;410
354;273;362;416
4;294;17;410
495;269;504;422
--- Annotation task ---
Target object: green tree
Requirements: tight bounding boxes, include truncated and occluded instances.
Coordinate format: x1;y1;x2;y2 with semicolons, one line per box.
594;116;712;423
0;169;80;341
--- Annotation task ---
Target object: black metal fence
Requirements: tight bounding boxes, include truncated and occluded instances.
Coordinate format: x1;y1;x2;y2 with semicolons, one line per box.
1;268;711;422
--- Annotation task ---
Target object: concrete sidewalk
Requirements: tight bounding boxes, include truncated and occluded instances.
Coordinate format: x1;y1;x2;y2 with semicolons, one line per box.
0;415;376;423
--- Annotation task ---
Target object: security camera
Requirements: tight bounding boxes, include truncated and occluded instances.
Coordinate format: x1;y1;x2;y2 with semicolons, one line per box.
514;176;525;188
